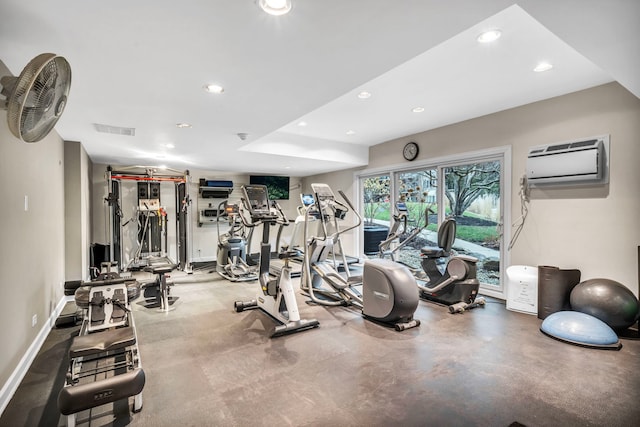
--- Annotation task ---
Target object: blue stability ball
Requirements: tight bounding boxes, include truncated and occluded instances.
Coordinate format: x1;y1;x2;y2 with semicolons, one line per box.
570;278;640;330
540;311;621;349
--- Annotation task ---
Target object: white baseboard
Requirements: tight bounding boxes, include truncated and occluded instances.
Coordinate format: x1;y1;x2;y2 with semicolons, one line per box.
0;295;69;416
191;256;215;263
479;287;505;301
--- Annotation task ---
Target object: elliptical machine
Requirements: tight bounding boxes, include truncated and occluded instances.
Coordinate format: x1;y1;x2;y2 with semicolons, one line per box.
216;201;258;282
301;183;420;331
381;202;480;306
234;184;319;337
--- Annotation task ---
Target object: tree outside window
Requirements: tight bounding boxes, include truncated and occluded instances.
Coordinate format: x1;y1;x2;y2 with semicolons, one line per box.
362;175;390;226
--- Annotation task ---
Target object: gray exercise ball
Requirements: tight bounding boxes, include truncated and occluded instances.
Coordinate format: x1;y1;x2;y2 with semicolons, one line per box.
570;278;640;330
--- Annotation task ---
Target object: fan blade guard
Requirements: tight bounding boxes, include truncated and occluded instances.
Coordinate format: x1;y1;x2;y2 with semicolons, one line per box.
2;53;71;143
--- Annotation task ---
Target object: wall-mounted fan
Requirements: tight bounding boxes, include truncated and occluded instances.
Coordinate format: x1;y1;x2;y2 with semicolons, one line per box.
1;53;71;143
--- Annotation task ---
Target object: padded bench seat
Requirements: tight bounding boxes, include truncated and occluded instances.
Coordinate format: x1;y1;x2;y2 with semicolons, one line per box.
58;368;145;416
70;327;136;359
75;281;140;309
420;246;448;258
144;264;177;275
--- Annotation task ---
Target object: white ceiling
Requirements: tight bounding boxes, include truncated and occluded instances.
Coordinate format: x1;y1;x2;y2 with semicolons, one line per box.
0;0;638;177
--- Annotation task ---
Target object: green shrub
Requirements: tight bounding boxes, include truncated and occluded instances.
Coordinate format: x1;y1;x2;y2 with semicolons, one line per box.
455;225;498;243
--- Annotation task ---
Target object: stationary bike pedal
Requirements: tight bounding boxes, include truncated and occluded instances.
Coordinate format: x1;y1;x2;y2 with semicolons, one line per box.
234;300;257;312
267;280;278;297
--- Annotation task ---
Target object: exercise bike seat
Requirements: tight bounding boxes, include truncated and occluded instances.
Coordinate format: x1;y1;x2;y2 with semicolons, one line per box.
420;218;456;259
69;327;136;358
420;247;449;258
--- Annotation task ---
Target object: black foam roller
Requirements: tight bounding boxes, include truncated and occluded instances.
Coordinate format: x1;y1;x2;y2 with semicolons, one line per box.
537;265;581;320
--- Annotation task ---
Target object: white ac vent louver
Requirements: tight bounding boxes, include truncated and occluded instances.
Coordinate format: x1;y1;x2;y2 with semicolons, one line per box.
94;123;136;136
526;135;609;187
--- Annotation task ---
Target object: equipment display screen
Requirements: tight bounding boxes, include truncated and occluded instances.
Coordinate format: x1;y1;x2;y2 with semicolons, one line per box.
242;185;271;216
301;194;314;206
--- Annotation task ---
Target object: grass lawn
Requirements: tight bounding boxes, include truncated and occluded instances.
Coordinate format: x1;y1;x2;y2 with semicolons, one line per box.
456;225;498;243
365;202;498;245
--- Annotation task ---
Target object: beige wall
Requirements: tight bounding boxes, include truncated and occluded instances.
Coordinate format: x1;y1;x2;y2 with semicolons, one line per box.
64;141;92;281
0;60;66;393
305;82;640;296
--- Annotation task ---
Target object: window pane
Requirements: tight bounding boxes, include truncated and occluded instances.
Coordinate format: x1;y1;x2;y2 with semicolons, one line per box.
362;175;390;255
444;161;501;287
393;169;438;269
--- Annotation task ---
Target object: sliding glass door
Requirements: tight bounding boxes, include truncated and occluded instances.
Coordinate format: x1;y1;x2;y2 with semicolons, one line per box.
357;148;508;296
443;160;502;288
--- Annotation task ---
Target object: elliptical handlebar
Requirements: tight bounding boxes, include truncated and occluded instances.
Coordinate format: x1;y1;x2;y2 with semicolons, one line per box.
380;204;432;258
237;198;257;229
305;188;362;242
237;198;288;228
271;200;290;225
216;200;227;241
336;190;362;233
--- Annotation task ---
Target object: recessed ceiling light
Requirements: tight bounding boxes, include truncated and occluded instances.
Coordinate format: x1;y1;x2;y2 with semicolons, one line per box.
297;121;307;127
259;0;292;16
346;130;356;135
165;143;175;149
357;91;372;99
533;62;553;72
477;29;502;43
412;107;425;113
204;84;224;94
176;123;191;128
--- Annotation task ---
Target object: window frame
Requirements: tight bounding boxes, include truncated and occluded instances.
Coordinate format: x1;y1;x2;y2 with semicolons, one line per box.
354;145;512;299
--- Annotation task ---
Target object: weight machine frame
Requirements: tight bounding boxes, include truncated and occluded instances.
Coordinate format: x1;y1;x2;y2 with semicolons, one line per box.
105;165;192;272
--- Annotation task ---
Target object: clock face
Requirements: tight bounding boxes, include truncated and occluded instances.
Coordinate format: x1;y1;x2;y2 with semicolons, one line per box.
403;142;419;161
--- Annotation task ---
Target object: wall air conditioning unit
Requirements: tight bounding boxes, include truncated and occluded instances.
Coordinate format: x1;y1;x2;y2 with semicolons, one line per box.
526;135;609;187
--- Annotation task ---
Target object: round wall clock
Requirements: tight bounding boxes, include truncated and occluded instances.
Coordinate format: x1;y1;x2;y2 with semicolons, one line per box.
403;142;419;161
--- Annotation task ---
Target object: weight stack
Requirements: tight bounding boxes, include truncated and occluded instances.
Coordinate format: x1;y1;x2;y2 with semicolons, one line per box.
537;265;581;319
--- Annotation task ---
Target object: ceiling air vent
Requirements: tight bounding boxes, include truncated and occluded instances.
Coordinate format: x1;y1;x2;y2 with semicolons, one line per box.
94;123;136;136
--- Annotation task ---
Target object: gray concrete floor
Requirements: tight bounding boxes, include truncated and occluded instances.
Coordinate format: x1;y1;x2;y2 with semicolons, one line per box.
1;270;639;427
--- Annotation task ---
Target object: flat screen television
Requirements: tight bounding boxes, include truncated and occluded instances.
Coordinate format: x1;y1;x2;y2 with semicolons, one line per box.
249;175;290;200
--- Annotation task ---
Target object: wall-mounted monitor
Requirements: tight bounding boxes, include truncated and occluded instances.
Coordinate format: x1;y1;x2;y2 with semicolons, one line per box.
249;175;290;200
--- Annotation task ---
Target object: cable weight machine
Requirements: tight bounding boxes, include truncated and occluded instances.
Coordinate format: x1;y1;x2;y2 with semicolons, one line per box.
105;166;192;272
